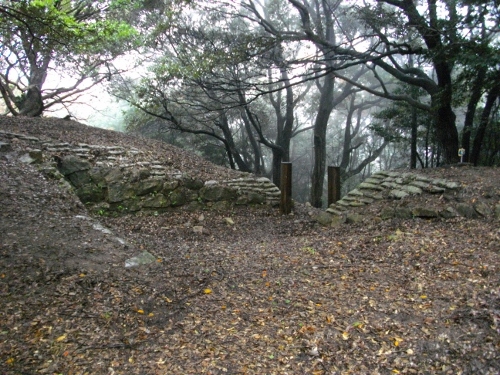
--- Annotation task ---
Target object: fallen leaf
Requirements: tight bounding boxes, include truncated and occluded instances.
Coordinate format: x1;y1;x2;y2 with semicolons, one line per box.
137;309;144;314
204;289;212;294
56;334;67;342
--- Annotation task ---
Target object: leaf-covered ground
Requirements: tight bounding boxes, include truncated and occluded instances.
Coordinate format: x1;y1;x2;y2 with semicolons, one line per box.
1;117;500;374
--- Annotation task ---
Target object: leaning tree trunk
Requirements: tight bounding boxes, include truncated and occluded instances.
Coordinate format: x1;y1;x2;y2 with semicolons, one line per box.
18;46;50;117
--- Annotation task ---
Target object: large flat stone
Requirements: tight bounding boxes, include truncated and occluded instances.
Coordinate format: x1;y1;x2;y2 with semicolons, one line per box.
381;181;398;189
347;189;364;197
412;207;438;218
474;202;493;217
389;189;409;199
359;182;384;191
456;204;479;218
410;180;431;189
400;185;423;194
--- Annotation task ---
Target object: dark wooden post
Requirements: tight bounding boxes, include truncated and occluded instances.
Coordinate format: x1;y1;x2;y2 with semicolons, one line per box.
328;166;341;207
280;162;292;214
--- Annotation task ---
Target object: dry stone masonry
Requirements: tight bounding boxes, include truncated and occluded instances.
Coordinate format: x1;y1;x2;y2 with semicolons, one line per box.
2;128;499;222
319;170;500;225
0;130;281;214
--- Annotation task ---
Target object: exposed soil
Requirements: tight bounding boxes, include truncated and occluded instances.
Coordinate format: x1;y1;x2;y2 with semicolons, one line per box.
1;116;499;374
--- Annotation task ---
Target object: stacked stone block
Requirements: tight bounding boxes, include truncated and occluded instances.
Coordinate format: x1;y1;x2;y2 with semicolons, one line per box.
0;130;281;214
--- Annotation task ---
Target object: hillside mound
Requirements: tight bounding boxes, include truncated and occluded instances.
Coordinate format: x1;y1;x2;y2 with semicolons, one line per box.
1;116;499;374
0;116;282;214
0;115;242;182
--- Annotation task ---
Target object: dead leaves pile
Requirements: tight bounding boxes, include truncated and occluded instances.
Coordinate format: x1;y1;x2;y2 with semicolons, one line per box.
1;207;500;374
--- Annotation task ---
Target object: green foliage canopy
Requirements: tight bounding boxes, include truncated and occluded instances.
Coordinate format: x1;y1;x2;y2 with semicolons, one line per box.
0;0;138;116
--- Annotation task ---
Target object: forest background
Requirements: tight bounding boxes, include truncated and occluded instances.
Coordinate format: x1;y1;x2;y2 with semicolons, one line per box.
1;0;499;207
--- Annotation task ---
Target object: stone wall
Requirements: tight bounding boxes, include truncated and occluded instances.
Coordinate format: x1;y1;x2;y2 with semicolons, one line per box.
3;128;499;222
0;130;281;214
315;170;500;225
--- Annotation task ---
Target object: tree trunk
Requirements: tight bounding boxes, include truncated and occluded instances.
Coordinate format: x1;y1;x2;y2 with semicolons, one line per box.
18;86;44;117
240;111;263;174
410;106;417;169
268;66;295;186
218;112;252;172
461;69;486;162
310;73;335;208
432;63;459;164
470;81;500;165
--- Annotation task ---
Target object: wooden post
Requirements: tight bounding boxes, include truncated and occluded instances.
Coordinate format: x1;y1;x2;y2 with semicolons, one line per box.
280;162;292;214
328;166;341;207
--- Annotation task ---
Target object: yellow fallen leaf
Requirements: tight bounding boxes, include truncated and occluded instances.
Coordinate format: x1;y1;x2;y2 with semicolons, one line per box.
393;337;403;347
6;357;14;365
342;332;349;340
148;313;154;317
420;295;427;299
79;273;85;277
128;356;134;363
203;289;212;294
56;334;67;342
165;297;172;303
137;309;144;314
